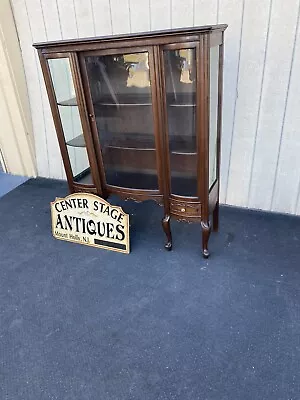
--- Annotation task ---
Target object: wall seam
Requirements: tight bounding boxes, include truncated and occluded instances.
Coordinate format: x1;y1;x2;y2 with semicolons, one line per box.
149;0;152;30
192;0;195;26
55;0;63;39
24;0;50;177
270;0;300;211
90;0;97;37
224;0;246;204
108;0;113;34
72;0;79;37
0;33;26;173
128;0;132;33
39;0;48;41
247;0;273;207
10;0;36;171
55;0;64;178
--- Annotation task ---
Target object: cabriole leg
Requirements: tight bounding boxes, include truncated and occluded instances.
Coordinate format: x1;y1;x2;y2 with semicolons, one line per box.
162;215;172;251
201;220;211;258
213;201;219;232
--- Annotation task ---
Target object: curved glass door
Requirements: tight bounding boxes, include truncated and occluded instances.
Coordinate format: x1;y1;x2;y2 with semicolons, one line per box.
48;57;92;185
163;48;197;197
209;46;219;189
84;51;159;190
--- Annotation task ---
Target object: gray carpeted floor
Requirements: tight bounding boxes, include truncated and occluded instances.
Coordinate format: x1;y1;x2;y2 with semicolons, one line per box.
0;178;300;400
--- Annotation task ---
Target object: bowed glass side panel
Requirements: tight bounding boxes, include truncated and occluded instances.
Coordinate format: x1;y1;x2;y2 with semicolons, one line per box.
48;57;92;184
209;46;220;189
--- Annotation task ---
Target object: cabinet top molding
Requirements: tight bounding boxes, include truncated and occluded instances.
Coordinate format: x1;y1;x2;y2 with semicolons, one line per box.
33;24;228;50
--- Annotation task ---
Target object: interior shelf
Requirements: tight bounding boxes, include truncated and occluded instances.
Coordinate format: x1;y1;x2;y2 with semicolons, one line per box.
166;93;196;108
74;168;93;185
66;134;86;147
57;94;195;108
95;94;152;107
100;132;156;150
101;132;196;153
66;131;196;154
169;103;195;107
171;151;197;155
57;97;77;106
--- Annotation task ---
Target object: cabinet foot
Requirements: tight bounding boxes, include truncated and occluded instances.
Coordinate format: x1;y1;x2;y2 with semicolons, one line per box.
201;220;211;258
162;215;172;251
213;201;219;232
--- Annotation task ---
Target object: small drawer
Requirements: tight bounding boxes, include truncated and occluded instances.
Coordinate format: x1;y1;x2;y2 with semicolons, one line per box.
170;200;201;218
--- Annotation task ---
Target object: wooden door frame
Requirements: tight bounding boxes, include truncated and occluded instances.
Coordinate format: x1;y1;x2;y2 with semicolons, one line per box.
78;45;165;202
38;51;102;194
158;41;202;204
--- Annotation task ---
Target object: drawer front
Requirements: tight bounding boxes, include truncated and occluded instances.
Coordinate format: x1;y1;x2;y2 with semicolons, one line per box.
170;200;201;218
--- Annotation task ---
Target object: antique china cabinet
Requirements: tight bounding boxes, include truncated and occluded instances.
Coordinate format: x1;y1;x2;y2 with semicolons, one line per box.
34;24;227;258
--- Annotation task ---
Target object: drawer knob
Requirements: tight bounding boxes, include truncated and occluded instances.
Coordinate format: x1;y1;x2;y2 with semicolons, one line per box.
181;208;186;212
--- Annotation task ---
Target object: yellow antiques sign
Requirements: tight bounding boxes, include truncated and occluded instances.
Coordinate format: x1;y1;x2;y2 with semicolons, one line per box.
51;193;129;254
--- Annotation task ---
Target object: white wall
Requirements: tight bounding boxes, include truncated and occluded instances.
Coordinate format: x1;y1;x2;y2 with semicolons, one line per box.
11;0;300;215
0;0;36;177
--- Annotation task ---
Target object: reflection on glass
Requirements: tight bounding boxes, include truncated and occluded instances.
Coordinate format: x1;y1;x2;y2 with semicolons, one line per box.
48;58;91;184
164;48;197;196
209;46;219;189
85;52;158;190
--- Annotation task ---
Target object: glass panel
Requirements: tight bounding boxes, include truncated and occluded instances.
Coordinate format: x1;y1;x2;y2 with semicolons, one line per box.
209;46;219;189
163;48;197;197
84;52;158;190
48;58;92;185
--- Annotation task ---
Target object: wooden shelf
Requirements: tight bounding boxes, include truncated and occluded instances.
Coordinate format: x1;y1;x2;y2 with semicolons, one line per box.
66;134;86;147
57;97;77;106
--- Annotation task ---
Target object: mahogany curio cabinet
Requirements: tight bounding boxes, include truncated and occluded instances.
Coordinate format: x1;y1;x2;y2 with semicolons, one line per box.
34;24;227;258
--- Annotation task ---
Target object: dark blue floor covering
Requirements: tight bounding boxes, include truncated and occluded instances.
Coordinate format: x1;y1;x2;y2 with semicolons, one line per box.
0;178;300;400
0;172;28;198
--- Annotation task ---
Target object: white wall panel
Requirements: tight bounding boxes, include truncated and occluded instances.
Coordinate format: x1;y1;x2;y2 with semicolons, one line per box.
271;11;300;214
40;0;65;179
26;0;64;180
194;0;218;26
129;0;150;32
110;0;130;34
150;0;171;30
296;191;300;216
226;0;271;207
171;0;193;28
74;0;95;38
248;0;300;211
218;0;244;204
40;0;62;41
91;0;112;36
11;0;49;178
11;0;300;215
56;0;78;39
